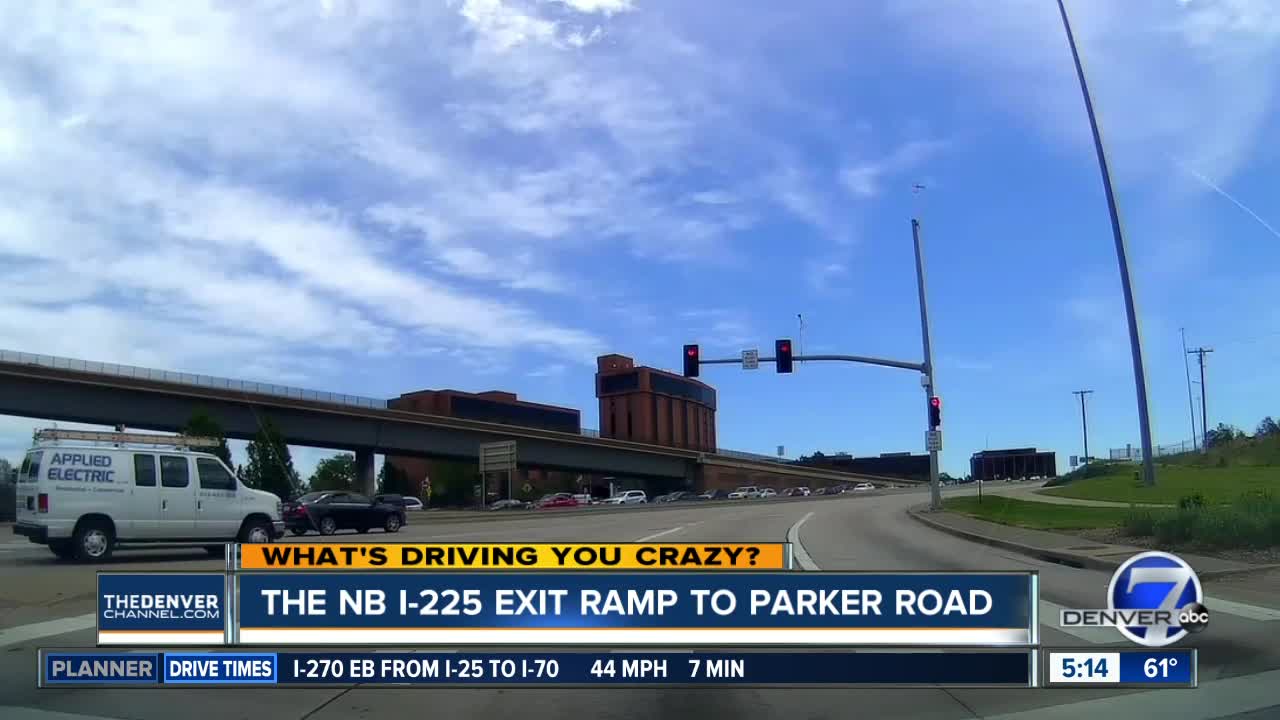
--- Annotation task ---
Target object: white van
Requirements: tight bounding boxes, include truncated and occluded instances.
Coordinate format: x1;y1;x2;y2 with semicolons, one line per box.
13;429;284;561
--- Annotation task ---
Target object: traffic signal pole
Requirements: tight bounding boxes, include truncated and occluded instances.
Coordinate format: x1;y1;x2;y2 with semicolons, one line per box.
913;218;943;513
690;218;944;512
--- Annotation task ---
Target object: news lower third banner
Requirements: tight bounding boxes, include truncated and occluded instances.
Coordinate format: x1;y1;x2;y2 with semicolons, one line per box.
40;649;1036;687
234;572;1035;645
235;543;791;571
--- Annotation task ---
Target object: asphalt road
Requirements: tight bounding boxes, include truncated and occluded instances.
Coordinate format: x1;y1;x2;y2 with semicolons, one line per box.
2;486;1277;720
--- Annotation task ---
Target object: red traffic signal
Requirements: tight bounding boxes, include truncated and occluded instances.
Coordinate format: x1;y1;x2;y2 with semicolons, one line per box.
929;396;942;428
683;344;700;378
775;339;793;374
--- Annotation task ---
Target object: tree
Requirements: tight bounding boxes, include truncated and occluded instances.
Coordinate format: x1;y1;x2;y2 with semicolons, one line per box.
1205;423;1243;449
182;409;233;467
1256;417;1279;438
242;418;301;500
377;461;414;497
309;453;355;492
0;458;12;484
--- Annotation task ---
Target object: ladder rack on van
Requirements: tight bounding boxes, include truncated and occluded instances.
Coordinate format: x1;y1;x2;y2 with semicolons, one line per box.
34;428;223;448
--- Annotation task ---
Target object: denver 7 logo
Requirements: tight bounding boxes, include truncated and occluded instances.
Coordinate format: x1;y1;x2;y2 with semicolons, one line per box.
1109;551;1204;647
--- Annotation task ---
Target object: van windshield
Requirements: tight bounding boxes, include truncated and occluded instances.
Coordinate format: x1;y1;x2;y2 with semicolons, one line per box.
18;451;41;483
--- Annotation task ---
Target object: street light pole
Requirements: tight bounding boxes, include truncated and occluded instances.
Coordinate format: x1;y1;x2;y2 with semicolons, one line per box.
1073;390;1093;463
913;218;942;512
1056;0;1156;486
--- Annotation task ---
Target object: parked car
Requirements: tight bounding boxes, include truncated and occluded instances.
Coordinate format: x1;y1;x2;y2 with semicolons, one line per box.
603;490;648;505
536;493;579;509
572;493;595;506
781;487;811;497
401;496;424;511
489;499;531;511
698;489;730;500
852;482;876;493
758;488;778;499
284;491;405;536
659;491;698;503
728;486;761;500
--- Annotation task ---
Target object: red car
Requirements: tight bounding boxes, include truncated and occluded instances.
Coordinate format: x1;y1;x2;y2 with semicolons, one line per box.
537;493;579;509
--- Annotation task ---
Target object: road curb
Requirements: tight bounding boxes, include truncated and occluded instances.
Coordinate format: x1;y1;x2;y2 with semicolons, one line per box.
906;507;1114;571
906;507;1280;579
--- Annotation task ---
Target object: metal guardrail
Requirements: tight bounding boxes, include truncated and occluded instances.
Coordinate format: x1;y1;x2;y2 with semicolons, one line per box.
0;348;793;461
0;349;388;409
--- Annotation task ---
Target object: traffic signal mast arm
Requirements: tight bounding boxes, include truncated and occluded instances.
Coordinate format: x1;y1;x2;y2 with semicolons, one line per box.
692;353;925;373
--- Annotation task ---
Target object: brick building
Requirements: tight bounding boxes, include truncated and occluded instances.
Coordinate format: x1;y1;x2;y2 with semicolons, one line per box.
595;354;717;452
384;389;584;503
970;448;1057;482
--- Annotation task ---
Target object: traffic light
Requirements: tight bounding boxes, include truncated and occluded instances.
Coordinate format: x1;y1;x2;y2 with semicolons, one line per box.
929;396;942;428
775;339;793;374
683;344;700;378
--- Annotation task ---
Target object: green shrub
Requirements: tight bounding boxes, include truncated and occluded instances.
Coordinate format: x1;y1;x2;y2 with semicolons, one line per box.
1178;493;1207;510
1152;509;1197;545
1121;507;1156;537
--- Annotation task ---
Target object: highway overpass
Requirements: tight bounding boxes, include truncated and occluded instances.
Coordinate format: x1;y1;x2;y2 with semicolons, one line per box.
0;350;914;494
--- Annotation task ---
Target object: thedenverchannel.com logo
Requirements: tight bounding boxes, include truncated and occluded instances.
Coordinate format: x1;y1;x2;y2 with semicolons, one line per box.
1060;551;1211;647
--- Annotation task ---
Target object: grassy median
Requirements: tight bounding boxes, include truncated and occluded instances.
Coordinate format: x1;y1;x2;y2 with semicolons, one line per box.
944;491;1280;550
1039;465;1277;505
942;495;1127;530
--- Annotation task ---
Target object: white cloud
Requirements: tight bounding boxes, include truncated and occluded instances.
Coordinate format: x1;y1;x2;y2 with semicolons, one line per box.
840;139;949;198
885;0;1280;186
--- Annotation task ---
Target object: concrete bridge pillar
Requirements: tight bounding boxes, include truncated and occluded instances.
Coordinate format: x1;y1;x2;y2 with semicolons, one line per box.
356;449;376;497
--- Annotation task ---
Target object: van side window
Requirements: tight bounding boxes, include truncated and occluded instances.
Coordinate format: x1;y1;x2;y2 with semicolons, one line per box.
20;451;42;483
160;456;189;488
134;455;157;487
197;458;236;491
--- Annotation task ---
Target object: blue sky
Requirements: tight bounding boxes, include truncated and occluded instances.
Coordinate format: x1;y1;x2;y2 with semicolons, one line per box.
1;0;1278;478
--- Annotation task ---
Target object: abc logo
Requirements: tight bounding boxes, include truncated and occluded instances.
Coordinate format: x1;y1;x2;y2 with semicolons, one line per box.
1178;602;1210;634
1108;551;1205;647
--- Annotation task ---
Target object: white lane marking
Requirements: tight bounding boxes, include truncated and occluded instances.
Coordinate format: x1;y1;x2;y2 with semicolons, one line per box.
0;709;131;720
1206;596;1280;622
1036;600;1121;644
787;512;819;571
984;668;1280;720
634;526;684;542
0;614;97;648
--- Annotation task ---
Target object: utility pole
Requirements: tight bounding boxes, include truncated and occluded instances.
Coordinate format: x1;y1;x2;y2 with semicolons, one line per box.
1188;347;1213;451
1181;329;1198;451
1056;0;1156;487
1072;390;1093;463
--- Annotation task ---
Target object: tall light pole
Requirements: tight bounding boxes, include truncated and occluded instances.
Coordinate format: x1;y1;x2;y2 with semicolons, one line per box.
1072;390;1093;463
1056;0;1156;486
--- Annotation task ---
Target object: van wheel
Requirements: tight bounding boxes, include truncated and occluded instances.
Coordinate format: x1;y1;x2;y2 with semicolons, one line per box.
239;519;273;544
73;522;114;562
48;542;75;561
317;517;338;536
383;514;401;533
